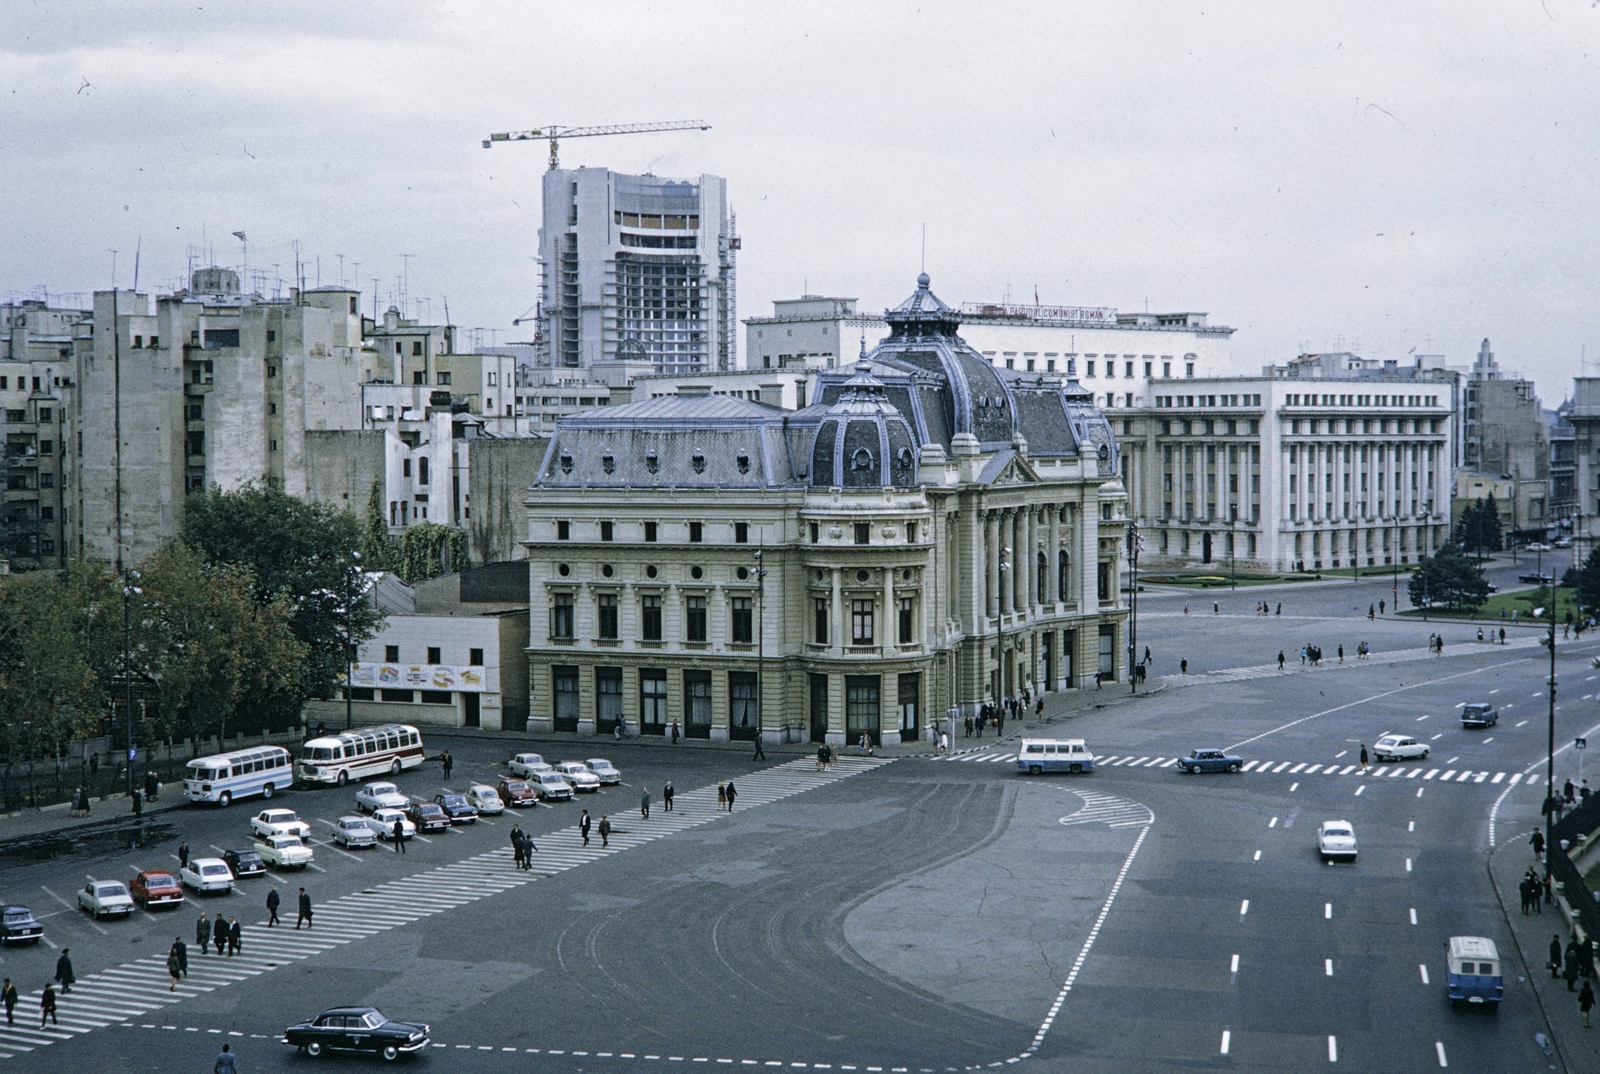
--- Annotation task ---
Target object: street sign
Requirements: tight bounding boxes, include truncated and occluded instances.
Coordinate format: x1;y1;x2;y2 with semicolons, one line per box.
1578;738;1587;751
127;748;137;762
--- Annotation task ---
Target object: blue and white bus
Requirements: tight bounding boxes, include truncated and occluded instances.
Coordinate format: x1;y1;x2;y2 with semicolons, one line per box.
184;746;294;806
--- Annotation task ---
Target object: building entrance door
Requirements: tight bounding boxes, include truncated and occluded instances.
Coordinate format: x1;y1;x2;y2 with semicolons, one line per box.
1202;532;1213;563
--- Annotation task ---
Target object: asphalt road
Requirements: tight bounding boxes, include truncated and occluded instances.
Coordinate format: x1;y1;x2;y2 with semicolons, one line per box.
1;554;1593;1073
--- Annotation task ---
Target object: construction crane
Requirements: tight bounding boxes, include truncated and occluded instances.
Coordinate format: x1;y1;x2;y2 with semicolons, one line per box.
482;120;711;171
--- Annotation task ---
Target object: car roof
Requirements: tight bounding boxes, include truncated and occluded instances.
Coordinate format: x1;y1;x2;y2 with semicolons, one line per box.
338;815;367;822
1449;935;1499;960
320;1006;379;1017
2;905;34;913
97;881;128;889
1322;820;1353;828
137;869;176;878
190;856;229;865
586;757;614;765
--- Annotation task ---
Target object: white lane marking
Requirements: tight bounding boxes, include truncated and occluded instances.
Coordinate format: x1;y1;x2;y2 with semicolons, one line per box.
1220;1030;1230;1055
1491;773;1505;784
1328;1035;1337;1062
1354;785;1365;796
1253;850;1262;861
1410;908;1418;924
1324;959;1333;976
1269;817;1278;828
1325;903;1332;919
1517;720;1529;727
1420;965;1430;985
1406;858;1413;872
1435;1041;1446;1067
1417;788;1425;798
1409;821;1415;832
1241;761;1260;771
1230;954;1239;973
1290;764;1307;774
1241;899;1250;916
1305;765;1323;774
1289;783;1299;792
1272;762;1291;773
1334;750;1348;759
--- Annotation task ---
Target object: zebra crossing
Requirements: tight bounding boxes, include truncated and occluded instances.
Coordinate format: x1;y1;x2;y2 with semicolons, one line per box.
932;749;1541;787
0;756;892;1061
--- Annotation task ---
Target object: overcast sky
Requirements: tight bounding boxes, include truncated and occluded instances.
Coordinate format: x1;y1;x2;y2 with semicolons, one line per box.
3;1;1596;403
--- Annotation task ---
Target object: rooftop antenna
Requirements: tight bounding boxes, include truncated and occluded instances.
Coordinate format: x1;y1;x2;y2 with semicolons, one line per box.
921;223;925;273
108;248;118;289
132;237;141;291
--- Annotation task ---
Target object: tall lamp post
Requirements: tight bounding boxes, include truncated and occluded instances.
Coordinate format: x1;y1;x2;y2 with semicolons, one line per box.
344;550;361;731
1128;521;1142;695
995;548;1010;705
753;548;767;743
1545;568;1559;879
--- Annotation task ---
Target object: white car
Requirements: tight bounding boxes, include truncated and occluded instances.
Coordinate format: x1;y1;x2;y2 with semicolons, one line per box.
508;753;547;778
355;782;410;813
180;858;236;894
464;784;505;815
370;807;416;841
251;808;312;839
532;771;574;801
255;834;315;870
584;758;622;785
1371;734;1429;762
78;880;135;918
555;762;601;793
1318;820;1358;862
1524;542;1551;552
334;815;379;849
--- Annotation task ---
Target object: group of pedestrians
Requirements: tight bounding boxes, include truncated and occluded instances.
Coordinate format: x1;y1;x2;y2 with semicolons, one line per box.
510;824;538;869
1253;602;1282;616
195;912;242;956
1426;633;1446;655
715;782;738;811
3;951;74;1027
1476;626;1509;644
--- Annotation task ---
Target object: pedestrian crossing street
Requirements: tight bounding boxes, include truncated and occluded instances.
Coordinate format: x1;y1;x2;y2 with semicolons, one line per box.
932;748;1543;788
1172;634;1545;687
0;756;893;1061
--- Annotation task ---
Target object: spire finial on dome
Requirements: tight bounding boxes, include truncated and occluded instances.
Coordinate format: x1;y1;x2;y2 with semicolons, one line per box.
859;332;866;359
917;272;930;289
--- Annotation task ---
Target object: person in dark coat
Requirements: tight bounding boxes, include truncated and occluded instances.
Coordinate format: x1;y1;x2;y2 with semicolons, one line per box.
198;912;212;951
215;1043;238;1074
724;781;737;812
752;736;766;761
131;789;142;817
145;771;160;801
1567;941;1583;991
1518;876;1531;915
1566;779;1578;805
1553;934;1565;978
1532;829;1547;857
168;948;183;991
296;887;312;929
178;841;190;870
663;782;674;812
640;788;651;820
1583;980;1596;1027
228;916;241;956
266;888;280;926
598;815;611;848
39;983;57;1027
580;810;591;847
2;977;16;1026
441;751;453;780
54;949;74;993
1359;744;1369;766
393;817;406;854
212;913;228;955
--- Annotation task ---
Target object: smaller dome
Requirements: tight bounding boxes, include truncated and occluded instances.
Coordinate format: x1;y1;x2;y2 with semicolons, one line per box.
809;369;918;489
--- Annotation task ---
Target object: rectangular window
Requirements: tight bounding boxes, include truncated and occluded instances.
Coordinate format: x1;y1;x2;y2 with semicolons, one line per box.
436;371;451;385
730;672;758;730
852;599;875;645
557;520;570;540
686;596;707;641
597;594;618;639
412;341;423;356
898;596;914;645
731;597;753;643
689;521;703;543
385;645;400;663
810;673;830;741
735;521;749;543
418;456;429;485
427;646;441;664
814;598;829;644
551;594;575;639
685;670;712;731
1098;624;1115;679
854;522;870;545
845;675;880;744
640;668;667;727
644;520;658;542
596;667;623;727
600;520;614;541
552;665;579;728
810;522;820;544
469;648;483;665
1097;562;1111;602
642;595;662;640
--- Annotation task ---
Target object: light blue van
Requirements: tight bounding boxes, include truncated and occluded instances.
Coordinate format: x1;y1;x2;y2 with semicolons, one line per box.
1016;739;1096;775
1446;936;1503;1009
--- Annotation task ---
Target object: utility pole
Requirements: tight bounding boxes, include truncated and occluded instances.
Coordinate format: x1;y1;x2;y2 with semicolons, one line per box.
753;548;766;744
1545;568;1559;879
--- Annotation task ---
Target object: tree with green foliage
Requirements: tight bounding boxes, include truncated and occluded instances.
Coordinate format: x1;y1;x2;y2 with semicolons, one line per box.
181;484;384;722
398;522;468;583
361;476;395;572
1455;495;1503;555
1574;544;1600;615
1408;540;1491;613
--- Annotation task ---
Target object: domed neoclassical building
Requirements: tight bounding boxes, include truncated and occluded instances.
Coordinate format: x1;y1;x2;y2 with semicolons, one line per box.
523;274;1129;744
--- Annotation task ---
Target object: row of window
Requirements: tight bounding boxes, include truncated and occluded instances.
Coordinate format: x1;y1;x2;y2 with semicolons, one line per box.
1284;392;1440;408
554;519;913;547
1155;394;1262;408
1162;503;1260;523
1157;418;1261;437
1285;418;1442;436
0;377;52;392
1159;530;1258;557
551;593;922;647
377;645;485;665
1287;501;1436;521
1286;443;1438;464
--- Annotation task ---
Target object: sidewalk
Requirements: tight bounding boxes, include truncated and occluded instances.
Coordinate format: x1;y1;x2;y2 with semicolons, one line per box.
1488;835;1592;1072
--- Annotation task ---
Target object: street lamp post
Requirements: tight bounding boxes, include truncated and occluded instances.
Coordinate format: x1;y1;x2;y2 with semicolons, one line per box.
995;549;1010;706
345;550;361;731
1545;569;1559;879
1129;522;1141;695
753;548;767;742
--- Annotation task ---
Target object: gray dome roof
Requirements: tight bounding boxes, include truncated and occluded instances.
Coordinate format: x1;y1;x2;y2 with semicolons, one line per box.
810;365;918;488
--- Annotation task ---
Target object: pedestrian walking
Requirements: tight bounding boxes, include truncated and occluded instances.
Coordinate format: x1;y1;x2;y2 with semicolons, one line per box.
717;783;727;809
1278;650;1285;670
1553;934;1565;979
663;782;674;812
215;1043;238;1074
939;731;950;756
132;788;142;817
1359;744;1369;766
2;978;17;1026
393;816;406;853
818;745;830;770
296;887;312;929
266;888;280;926
441;751;453;780
1500;627;1506;644
1533;829;1547;857
1275;603;1281;615
1180;658;1188;675
1368;604;1375;620
1566;779;1578;805
39;983;57;1028
725;781;737;811
176;936;188;977
964;713;973;738
1569;942;1583;991
671;721;681;745
509;826;524;869
752;736;766;761
168;948;183;991
640;787;651;820
598;814;611;848
1379;599;1385;615
1582;979;1596;1027
54;949;73;993
580;810;591;847
1338;645;1344;664
212;913;228;955
1519;875;1532;914
1184;601;1189;614
1214;601;1219;615
228;916;241;956
198;911;211;951
178;841;190;870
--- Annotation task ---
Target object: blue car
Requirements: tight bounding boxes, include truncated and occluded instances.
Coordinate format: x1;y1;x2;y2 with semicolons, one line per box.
1178;749;1243;773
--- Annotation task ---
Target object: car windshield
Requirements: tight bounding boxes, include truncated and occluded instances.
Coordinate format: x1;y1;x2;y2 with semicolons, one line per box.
5;911;32;923
202;865;229;875
1325;827;1351;837
145;874;177;887
505;781;528;791
418;804;442;814
439;795;466;806
98;885;125;897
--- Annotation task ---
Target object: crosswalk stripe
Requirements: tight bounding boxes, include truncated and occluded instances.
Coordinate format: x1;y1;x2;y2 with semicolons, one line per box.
1304;764;1322;774
1241;760;1259;772
1510;773;1524;785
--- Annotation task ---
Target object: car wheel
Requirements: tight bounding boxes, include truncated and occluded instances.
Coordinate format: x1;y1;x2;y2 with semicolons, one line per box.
306;1041;324;1057
390;760;402;776
262;783;274;799
1422;750;1429;759
1229;763;1240;773
382;1045;400;1061
337;770;349;786
218;791;232;807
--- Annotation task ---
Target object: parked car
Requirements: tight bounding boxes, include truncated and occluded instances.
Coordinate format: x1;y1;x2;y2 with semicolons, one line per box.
1371;734;1429;762
1460;703;1499;729
334;815;379;849
284;1006;431;1061
130;870;185;909
355;781;410;813
556;762;601;793
181;857;236;894
371;807;416;840
584;758;623;785
1525;542;1551;552
1177;749;1244;773
464;784;505;815
498;779;537;808
0;906;43;945
1318;820;1358;862
251;808;311;840
432;793;478;824
532;771;575;802
78;880;135;918
1554;537;1573;549
255;834;315;870
1520;573;1554;585
508;753;547;778
222;848;266;879
406;801;450;833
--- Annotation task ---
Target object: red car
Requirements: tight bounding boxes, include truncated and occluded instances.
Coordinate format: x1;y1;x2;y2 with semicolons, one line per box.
406;801;450;833
498;779;537;808
130;870;185;909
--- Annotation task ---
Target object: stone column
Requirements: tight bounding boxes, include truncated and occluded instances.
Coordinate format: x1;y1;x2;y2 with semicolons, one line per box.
1082;492;1100;612
1025;507;1037;610
1047;505;1061;606
883;565;895;651
831;567;843;653
1010;508;1024;613
999;509;1014;617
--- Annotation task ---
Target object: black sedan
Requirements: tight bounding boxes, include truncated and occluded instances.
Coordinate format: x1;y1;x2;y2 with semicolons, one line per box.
1177;749;1244;773
406;801;450;833
1;905;43;945
285;1006;429;1061
432;793;478;824
223;848;266;879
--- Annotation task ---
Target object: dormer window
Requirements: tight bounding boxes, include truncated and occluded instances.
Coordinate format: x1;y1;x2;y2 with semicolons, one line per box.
645;452;659;474
736;454;750;474
560;454;573;474
692;453;706;473
851;448;874;471
602;454;615;474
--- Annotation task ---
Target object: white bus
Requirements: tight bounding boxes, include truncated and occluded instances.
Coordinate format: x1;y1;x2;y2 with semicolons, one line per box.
296;724;427;786
184;746;294;806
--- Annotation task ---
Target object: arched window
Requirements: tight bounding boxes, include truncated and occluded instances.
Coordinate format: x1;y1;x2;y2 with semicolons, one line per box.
851;447;874;471
1037;551;1048;603
1058;550;1069;602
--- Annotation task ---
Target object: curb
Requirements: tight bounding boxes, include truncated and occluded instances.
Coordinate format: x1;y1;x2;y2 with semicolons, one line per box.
1487;838;1570;1073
